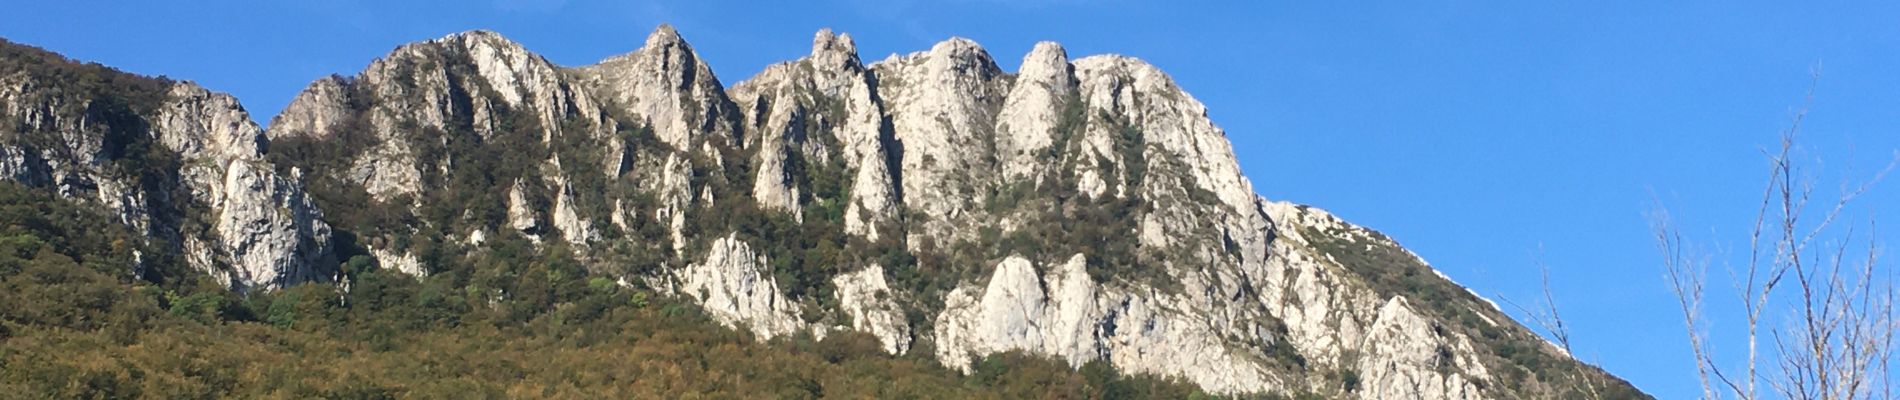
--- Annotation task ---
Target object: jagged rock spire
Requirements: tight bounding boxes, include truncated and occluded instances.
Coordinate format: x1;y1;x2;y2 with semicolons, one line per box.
577;24;740;150
647;23;683;47
811;28;861;72
995;41;1076;182
870;36;1008;241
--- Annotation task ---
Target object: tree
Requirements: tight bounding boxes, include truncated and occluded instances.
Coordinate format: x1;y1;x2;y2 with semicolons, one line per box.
1657;80;1899;400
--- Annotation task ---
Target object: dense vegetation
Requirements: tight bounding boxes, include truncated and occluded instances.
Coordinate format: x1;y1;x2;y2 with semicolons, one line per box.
0;180;1236;398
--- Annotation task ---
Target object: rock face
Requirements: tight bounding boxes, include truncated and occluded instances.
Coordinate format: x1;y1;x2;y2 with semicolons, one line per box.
3;28;1646;398
871;38;1011;242
0;43;334;291
667;234;806;340
831;264;911;354
728;28;900;240
935;255;1104;368
994;41;1074;182
574;24;738;151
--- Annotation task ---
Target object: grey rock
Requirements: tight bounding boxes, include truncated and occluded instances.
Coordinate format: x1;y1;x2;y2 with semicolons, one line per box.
0;69;334;291
126;26;1636;398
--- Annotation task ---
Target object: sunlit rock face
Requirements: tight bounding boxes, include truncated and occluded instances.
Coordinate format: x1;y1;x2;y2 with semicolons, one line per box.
14;25;1643;398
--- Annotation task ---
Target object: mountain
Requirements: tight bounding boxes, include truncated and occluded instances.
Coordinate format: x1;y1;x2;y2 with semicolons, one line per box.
0;37;333;292
0;27;1648;398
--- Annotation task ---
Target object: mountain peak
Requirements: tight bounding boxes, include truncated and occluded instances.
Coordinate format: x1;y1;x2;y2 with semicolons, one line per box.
930;36;989;59
807;28;864;74
580;23;737;150
646;23;685;48
867;36;1000;75
442;29;506;42
422;29;531;55
1019;41;1070;81
0;27;1648;399
812;28;857;59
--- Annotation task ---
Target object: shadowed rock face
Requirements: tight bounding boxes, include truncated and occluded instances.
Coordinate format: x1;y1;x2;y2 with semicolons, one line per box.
2;28;1647;398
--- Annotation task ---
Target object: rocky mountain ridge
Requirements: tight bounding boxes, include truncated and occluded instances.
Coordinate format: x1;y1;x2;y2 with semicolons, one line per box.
0;27;1647;398
0;41;333;292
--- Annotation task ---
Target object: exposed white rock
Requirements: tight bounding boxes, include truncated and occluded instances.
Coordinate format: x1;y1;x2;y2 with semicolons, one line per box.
1357;297;1486;400
155;85;266;162
831;265;913;354
811;29;903;241
577;25;738;151
1072;55;1258;214
207;161;335;291
669;234;806;340
742;83;805;215
345;139;424;203
933;254;1279;393
1260;202;1524;398
871;37;1009;241
273;30;614;201
507;180;540;236
657;153;692;255
994;41;1075;182
267;75;352;138
97;26;1626;399
552;181;596;246
371;246;426;277
935;256;1055;363
156;85;336;291
726;28;901;237
842;146;899;241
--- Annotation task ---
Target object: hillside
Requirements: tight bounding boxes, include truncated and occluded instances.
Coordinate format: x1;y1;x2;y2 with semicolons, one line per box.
0;27;1648;398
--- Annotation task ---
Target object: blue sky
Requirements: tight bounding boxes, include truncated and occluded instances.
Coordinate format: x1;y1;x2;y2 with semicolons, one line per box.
7;1;1900;397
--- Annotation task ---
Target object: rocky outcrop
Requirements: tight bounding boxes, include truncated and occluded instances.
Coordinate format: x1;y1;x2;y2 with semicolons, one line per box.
551;178;597;246
730;29;901;238
993;41;1074;182
934;255;1094;367
268;30;640;276
932;254;1280;393
267;75;351;139
370;245;425;277
507;180;541;237
575;24;738;151
162;86;336;291
870;37;1010;241
668;234;807;340
271;30;615;202
831;264;912;354
23;25;1641;398
1357;297;1488;400
0;45;334;291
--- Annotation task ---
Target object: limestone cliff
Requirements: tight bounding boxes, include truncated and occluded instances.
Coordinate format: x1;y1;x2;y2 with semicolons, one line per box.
1;27;1648;398
0;40;333;291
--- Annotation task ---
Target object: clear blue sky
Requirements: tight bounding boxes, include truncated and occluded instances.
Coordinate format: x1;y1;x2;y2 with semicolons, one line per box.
8;1;1900;397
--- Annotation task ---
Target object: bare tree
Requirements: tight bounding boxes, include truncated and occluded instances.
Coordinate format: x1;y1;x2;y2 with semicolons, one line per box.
1503;253;1605;399
1656;82;1899;400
